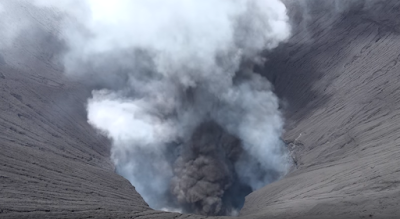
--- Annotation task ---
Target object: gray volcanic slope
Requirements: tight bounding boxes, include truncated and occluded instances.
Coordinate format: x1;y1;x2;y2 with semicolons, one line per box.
1;0;400;219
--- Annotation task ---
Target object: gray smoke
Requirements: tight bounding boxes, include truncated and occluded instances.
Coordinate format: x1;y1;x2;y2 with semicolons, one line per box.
171;121;243;215
1;0;293;216
0;0;396;215
42;0;291;215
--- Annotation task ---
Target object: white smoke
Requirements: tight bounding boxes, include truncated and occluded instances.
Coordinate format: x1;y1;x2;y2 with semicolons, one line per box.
0;1;29;49
30;0;292;215
0;0;390;215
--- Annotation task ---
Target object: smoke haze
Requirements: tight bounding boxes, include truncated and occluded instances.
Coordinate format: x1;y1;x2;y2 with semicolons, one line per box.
1;0;293;215
81;1;292;214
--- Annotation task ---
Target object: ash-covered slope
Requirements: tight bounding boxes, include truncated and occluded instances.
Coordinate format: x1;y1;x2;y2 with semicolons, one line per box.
241;1;400;218
1;0;400;219
0;5;152;219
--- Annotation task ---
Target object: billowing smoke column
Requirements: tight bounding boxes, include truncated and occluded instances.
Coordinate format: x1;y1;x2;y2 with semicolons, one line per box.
33;0;292;215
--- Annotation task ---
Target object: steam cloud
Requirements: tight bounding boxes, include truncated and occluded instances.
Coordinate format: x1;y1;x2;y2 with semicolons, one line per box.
3;0;292;215
0;1;27;49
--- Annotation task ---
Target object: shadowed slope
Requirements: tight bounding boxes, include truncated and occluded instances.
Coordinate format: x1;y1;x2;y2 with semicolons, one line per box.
241;1;400;218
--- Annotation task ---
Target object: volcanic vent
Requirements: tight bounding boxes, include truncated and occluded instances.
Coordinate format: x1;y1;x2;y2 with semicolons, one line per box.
170;121;246;215
29;0;294;216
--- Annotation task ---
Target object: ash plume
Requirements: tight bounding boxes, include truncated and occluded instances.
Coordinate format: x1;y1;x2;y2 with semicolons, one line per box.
171;121;244;215
2;0;292;215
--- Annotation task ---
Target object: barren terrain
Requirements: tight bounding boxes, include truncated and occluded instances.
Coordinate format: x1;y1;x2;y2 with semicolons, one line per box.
1;0;400;219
